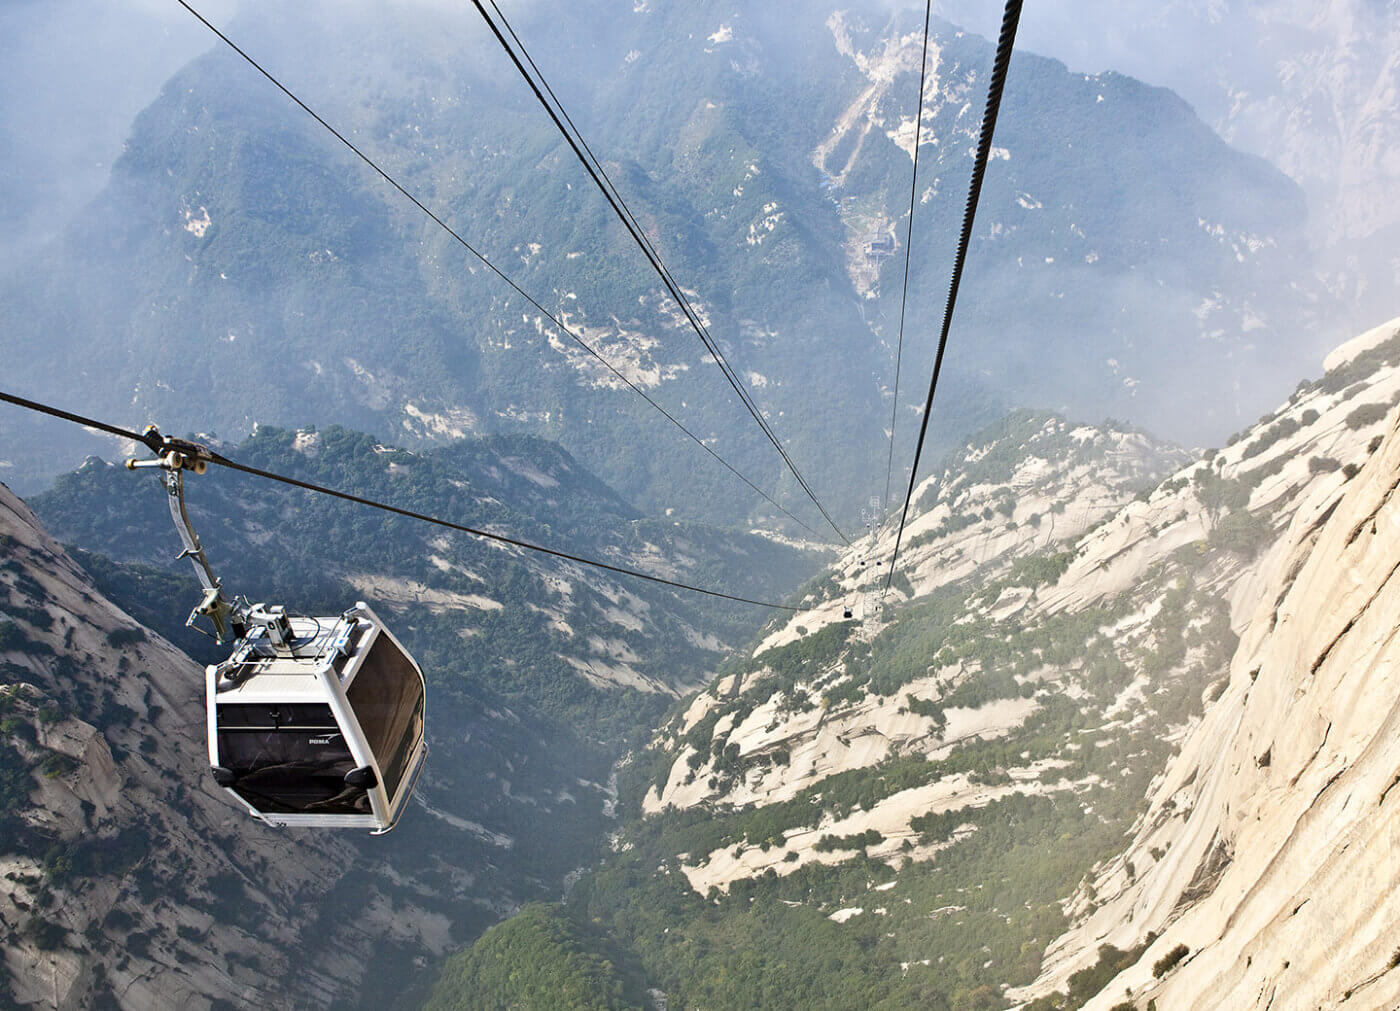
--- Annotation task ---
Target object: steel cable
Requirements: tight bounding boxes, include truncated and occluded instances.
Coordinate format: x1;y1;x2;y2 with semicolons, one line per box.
0;389;801;610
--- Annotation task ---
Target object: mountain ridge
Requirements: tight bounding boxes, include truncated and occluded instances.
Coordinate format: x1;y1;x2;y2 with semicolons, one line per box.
424;312;1400;1009
0;1;1326;525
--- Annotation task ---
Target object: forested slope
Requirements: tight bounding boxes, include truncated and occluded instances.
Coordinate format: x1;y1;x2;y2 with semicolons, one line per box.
427;317;1400;1010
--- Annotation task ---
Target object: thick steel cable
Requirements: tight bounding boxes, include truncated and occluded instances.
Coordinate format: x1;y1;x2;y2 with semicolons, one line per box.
466;0;851;544
174;0;819;540
880;0;936;521
0;389;800;610
885;0;1024;592
472;0;823;515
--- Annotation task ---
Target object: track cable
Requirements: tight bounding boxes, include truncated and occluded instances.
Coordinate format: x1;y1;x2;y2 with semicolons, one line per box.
884;0;1024;592
0;389;801;611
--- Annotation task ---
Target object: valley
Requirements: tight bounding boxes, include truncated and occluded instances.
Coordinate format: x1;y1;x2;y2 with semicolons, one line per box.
427;319;1400;1008
2;1;1399;1008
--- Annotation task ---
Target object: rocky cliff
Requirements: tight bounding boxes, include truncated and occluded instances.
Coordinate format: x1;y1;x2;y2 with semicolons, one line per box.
1015;317;1400;1008
0;484;454;1009
597;316;1400;1008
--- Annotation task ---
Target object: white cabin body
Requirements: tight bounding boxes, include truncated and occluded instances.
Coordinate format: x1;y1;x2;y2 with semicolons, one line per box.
206;602;426;834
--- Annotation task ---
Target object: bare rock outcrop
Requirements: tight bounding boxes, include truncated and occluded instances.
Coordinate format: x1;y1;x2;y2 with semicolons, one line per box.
1018;318;1400;1009
638;413;1193;894
0;484;444;1009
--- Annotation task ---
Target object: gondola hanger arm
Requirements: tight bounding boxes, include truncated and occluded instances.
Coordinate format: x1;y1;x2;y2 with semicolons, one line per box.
126;425;298;647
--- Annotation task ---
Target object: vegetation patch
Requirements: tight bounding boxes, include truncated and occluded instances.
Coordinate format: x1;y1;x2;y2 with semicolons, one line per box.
813;829;883;853
1345;402;1390;430
1009;551;1075;589
1023;933;1158;1010
425;903;648;1011
1152;943;1190;978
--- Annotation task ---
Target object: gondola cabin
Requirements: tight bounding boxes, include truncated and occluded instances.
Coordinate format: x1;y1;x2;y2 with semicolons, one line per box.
206;602;426;834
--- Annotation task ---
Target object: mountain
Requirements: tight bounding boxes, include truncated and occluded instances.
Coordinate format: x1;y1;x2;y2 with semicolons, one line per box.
933;0;1400;343
424;313;1400;1009
1;426;824;1007
4;1;1397;1005
939;0;1400;246
0;0;1324;523
1015;315;1400;1009
0;482;456;1008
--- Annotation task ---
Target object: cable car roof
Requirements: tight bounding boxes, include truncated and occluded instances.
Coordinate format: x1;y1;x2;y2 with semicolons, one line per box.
213;614;367;696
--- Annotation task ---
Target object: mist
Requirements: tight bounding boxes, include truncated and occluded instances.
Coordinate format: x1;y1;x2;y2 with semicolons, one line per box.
2;0;1396;502
7;0;1397;243
0;0;522;273
929;0;1400;239
0;1;238;267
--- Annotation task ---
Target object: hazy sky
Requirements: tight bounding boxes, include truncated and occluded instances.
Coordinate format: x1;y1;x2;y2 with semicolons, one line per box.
0;0;1243;254
0;0;239;250
0;0;519;258
4;0;1396;255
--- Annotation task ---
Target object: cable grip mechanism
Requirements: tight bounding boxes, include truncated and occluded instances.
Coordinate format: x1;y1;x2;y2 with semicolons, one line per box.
126;425;242;643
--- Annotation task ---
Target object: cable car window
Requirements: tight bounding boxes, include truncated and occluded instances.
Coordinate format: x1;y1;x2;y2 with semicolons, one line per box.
217;703;371;815
346;635;424;800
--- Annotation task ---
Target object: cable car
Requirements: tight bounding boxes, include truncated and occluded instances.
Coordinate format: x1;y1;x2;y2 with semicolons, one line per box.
127;426;426;834
207;603;426;834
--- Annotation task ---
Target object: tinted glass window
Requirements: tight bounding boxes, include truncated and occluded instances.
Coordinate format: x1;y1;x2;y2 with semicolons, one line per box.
346;634;424;800
216;703;371;816
379;694;424;803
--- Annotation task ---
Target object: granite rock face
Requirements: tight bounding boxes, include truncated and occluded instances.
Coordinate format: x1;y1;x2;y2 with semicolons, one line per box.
0;486;447;1010
639;317;1400;1008
1019;317;1400;1009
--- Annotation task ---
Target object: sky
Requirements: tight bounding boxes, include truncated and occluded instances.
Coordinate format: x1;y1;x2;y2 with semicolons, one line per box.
0;1;239;252
0;0;1279;256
